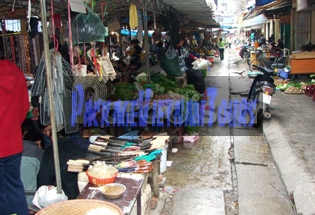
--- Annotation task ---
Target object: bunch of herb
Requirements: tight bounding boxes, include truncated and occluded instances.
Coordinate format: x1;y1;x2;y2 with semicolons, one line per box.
111;82;135;100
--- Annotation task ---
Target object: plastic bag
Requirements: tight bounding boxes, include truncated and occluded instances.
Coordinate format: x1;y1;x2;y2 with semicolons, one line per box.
72;6;108;43
32;185;68;209
72;64;87;76
192;58;209;70
165;45;178;59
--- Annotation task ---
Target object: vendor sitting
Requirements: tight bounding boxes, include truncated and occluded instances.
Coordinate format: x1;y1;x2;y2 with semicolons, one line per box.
21;119;44;206
37;129;87;199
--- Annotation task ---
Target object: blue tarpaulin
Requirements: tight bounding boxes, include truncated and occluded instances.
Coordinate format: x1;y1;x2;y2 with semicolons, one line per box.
256;0;275;6
120;29;154;37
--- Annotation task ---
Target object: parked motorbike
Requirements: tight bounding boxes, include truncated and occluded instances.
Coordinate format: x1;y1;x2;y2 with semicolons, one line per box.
239;43;251;65
247;65;277;124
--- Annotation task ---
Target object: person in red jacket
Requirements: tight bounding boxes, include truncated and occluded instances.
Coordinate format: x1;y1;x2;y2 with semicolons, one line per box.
0;58;30;215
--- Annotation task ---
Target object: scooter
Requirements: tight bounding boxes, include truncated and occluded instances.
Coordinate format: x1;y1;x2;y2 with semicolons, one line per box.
247;65;277;124
239;43;251;65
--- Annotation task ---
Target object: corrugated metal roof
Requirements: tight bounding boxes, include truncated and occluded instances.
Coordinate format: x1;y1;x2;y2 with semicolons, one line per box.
0;0;219;27
162;0;219;26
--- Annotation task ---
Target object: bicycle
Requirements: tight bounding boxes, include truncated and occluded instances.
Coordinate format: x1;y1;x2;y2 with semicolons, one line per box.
248;49;288;72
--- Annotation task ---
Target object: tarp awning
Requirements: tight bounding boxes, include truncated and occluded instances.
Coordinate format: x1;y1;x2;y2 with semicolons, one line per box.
242;13;268;27
255;0;275;6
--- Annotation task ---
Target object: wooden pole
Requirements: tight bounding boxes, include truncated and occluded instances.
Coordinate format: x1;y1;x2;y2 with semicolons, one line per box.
143;0;150;83
39;0;62;194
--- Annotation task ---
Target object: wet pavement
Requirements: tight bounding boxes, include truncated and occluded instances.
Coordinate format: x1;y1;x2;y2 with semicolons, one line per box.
163;135;232;215
150;47;296;215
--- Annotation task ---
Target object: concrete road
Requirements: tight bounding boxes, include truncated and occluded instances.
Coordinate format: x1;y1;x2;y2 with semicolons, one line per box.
153;47;295;215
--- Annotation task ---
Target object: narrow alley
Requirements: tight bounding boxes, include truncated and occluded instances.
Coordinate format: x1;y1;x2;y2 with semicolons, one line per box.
152;47;295;215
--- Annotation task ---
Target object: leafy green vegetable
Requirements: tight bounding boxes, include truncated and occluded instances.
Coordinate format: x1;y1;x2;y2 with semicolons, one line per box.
191;93;200;101
111;82;134;100
288;82;302;88
186;126;199;135
278;84;288;91
135;72;147;83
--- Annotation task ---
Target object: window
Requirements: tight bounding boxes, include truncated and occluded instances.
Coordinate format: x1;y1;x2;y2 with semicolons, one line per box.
0;19;21;32
0;18;44;33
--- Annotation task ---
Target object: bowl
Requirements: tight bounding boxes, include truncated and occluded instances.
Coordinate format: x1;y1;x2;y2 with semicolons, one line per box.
86;171;118;186
100;183;126;199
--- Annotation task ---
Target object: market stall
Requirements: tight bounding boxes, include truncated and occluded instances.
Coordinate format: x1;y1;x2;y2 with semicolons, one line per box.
1;0;215;214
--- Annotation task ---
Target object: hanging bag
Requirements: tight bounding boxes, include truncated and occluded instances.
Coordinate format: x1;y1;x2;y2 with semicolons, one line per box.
72;5;108;43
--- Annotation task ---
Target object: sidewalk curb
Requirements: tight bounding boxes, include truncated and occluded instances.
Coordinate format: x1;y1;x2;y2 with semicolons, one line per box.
263;119;315;215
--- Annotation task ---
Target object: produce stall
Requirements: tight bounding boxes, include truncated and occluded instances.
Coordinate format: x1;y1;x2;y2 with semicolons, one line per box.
275;78;315;94
289;52;315;74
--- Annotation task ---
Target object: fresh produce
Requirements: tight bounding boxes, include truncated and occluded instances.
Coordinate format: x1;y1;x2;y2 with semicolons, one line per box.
185;126;199;135
133;73;202;102
109;82;135;100
275;79;315;94
135;72;147;83
159;77;178;92
284;86;304;94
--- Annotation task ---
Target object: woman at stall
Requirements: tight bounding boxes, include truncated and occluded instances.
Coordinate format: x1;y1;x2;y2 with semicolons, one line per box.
175;36;205;94
129;39;142;67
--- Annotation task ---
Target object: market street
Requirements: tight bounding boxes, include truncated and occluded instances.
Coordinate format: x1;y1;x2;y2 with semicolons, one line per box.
151;47;294;215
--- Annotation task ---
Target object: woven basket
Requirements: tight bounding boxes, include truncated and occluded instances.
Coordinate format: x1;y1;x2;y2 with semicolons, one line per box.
86;171;118;186
36;199;123;215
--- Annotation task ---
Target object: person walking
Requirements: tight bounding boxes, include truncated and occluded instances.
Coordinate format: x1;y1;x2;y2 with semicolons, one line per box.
0;59;30;215
218;38;226;60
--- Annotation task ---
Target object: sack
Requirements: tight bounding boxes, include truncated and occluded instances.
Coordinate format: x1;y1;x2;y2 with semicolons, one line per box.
192;58;209;70
159;56;182;76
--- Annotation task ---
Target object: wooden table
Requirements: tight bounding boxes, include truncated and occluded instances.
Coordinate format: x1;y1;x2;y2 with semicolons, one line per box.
77;176;144;215
290;52;315;75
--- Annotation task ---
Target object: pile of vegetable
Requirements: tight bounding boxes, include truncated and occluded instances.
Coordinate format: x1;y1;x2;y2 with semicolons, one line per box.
275;79;315;94
107;71;202;102
133;72;202;102
152;77;201;101
107;82;135;100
